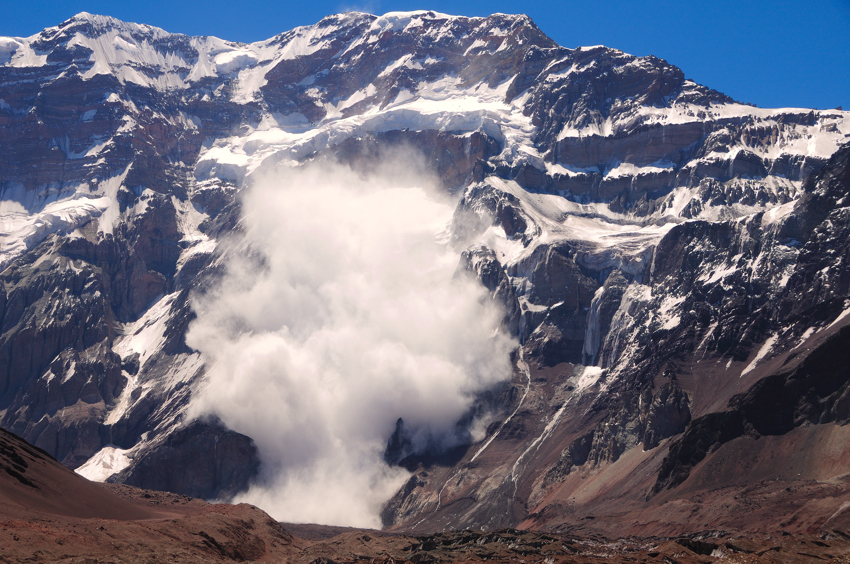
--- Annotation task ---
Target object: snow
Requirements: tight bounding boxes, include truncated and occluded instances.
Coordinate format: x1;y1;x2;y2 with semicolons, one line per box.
0;12;280;94
546;162;596;177
0;13;839;333
700;263;739;285
0;175;130;270
657;295;685;330
113;292;180;370
604;159;675;178
575;366;603;393
0;7;848;407
195;72;532;183
195;146;251;183
794;327;817;350
61;361;77;384
555;94;850;164
276;26;335;59
378;54;423;77
697;321;719;353
464;38;490;55
741;334;778;377
601;283;652;372
95;167;131;235
544;62;577;81
173;194;211;244
75;445;132;481
0;12;849;522
325;84;378;117
69;28;217;88
478;177;675;268
827;303;850;331
3;8;845;200
2;35;48;67
583;286;607;362
0;38;21;64
105;375;138;426
369;11;452;35
760;200;797;226
1;5;848;187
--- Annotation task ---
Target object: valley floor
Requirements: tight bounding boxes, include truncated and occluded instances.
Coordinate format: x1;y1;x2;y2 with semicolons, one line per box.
1;481;850;563
4;425;850;562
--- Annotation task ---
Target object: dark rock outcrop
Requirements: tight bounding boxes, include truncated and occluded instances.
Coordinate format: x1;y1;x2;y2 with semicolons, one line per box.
110;418;260;500
546;379;690;484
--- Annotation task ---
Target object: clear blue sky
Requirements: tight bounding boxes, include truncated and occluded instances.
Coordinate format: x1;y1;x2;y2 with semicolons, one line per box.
2;0;848;110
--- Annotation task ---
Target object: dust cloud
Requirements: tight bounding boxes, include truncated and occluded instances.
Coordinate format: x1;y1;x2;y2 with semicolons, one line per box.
186;156;515;527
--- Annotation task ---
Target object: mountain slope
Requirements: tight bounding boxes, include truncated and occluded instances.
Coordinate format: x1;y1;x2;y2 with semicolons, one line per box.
0;426;304;562
383;137;850;534
10;428;849;563
0;10;849;531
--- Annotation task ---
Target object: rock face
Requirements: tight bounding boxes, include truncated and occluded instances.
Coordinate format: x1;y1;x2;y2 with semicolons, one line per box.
656;318;850;493
108;418;260;500
382;133;850;534
0;9;850;529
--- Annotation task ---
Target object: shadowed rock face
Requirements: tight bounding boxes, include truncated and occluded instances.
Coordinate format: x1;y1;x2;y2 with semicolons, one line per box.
109;419;260;500
0;10;849;527
523;245;599;365
655;321;850;493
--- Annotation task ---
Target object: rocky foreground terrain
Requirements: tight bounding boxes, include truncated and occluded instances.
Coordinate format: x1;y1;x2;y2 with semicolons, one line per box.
3;426;850;563
2;7;850;548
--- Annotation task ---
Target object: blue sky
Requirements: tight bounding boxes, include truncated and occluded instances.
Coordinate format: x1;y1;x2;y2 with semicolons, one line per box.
3;0;848;110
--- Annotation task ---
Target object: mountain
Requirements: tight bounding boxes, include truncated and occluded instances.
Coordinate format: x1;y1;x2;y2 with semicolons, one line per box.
0;10;849;533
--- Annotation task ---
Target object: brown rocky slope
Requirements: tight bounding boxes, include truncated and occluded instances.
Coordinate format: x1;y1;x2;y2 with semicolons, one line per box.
4;426;850;563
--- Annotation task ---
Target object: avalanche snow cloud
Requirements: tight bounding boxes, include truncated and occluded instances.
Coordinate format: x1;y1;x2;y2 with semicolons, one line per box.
185;158;517;527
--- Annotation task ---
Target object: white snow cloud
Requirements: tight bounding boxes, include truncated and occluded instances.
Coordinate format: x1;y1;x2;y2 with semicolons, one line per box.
186;154;515;527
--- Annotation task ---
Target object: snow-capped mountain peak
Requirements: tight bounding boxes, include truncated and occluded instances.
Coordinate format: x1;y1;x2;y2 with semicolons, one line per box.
1;10;850;534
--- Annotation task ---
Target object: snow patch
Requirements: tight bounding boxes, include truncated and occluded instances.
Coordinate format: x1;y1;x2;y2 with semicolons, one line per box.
114;292;179;370
75;445;132;482
369;11;451;35
0;171;132;270
658;295;685;330
827;304;850;331
741;334;778;377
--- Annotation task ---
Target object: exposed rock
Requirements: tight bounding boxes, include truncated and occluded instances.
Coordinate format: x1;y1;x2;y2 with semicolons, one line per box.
582;269;628;364
545;379;690;484
655;322;850;492
457;247;521;336
109;418;260;500
522;245;599;365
